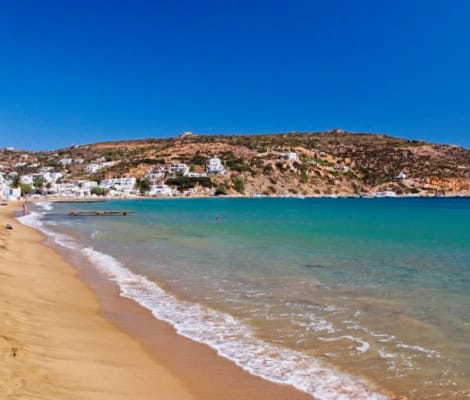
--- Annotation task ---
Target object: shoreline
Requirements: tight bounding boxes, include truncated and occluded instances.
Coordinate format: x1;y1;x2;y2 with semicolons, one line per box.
0;202;193;399
2;202;314;400
26;192;470;202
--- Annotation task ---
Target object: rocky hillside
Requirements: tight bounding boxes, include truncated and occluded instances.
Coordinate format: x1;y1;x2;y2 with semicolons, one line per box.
2;130;469;196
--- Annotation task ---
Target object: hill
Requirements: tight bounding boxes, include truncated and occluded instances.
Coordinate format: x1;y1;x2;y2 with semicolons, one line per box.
1;130;469;197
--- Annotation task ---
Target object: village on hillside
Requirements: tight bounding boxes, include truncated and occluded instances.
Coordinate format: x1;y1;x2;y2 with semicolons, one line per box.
1;131;469;201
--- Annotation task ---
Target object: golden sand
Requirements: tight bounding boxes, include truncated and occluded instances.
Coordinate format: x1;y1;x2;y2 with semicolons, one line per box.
0;203;192;400
0;203;312;400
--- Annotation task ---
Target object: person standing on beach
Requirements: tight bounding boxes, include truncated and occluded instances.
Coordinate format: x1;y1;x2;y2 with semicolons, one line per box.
22;201;28;216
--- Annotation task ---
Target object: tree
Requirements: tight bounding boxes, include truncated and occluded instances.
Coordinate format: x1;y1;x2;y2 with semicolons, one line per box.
214;183;228;196
11;175;20;188
33;176;45;189
135;178;151;195
91;187;109;196
232;176;245;193
20;183;34;195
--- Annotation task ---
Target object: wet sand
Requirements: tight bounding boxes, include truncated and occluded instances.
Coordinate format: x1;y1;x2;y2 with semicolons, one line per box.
1;203;312;400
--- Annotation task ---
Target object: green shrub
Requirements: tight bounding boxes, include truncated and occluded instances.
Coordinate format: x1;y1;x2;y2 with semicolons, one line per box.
214;183;228;196
166;176;213;192
232;176;245;193
20;183;34;195
135;178;151;194
189;154;207;166
91;187;109;196
300;171;309;183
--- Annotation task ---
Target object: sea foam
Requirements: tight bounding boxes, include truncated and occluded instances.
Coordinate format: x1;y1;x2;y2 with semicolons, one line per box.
18;210;77;249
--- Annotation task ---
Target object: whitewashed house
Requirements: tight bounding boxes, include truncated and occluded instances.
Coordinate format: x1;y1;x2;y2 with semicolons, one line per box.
102;161;118;168
20;174;34;185
0;174;8;200
169;163;189;176
85;163;103;174
206;157;223;174
48;172;63;182
59;158;73;167
144;167;166;182
397;172;407;180
100;177;136;193
334;164;350;172
7;187;21;201
149;184;173;197
281;152;298;162
373;191;397;198
72;180;98;196
187;171;208;178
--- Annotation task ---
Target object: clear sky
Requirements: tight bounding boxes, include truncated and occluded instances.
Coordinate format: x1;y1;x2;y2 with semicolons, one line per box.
0;0;469;150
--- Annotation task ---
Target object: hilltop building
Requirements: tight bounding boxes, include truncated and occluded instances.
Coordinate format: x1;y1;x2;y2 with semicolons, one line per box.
206;157;224;174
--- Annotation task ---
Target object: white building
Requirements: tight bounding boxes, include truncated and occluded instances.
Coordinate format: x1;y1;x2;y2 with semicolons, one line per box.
85;163;103;174
100;177;136;192
169;163;189;176
0;174;8;200
188;171;208;178
20;175;34;185
281;152;298;162
397;172;407;180
206;157;223;174
149;184;173;197
373;191;397;198
144;167;166;182
59;158;73;167
102;161;118;168
48;172;63;182
6;187;21;201
51;180;98;197
21;171;63;186
334;164;350;172
180;131;195;138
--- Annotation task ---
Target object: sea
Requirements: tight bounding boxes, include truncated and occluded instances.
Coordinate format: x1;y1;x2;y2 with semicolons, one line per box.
18;198;470;399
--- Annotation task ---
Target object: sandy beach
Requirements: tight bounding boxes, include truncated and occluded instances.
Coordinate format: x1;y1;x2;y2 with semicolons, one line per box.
0;203;312;400
0;202;194;399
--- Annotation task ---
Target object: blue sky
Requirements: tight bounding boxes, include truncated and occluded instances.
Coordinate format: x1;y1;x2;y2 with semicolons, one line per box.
0;0;469;150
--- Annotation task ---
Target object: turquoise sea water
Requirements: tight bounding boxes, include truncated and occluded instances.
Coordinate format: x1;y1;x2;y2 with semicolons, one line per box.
21;198;470;399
